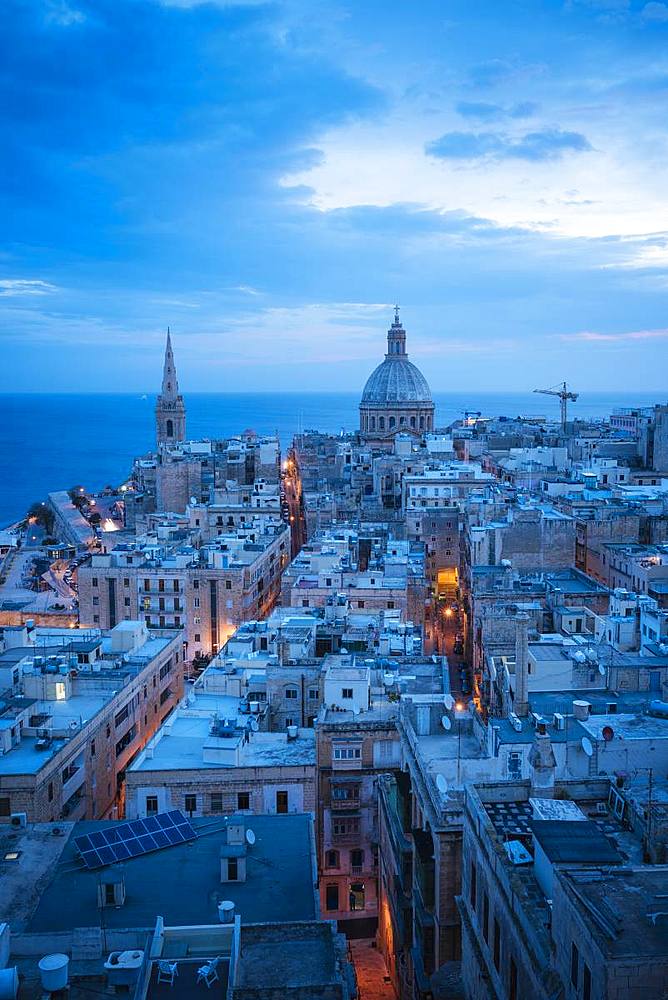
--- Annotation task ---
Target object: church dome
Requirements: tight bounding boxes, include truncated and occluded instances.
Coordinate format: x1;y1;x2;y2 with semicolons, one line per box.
361;356;432;406
360;310;433;407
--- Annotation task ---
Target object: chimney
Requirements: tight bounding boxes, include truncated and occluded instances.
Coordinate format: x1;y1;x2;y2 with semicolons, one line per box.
514;614;530;718
528;729;556;798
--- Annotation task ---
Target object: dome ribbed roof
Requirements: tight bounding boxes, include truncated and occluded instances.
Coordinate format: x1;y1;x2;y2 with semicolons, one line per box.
361;357;433;406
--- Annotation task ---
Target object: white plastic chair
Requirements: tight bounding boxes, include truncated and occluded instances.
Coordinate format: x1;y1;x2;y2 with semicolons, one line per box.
157;960;178;986
196;957;220;988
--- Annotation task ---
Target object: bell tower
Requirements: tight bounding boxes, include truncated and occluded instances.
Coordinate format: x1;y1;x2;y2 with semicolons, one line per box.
155;329;186;447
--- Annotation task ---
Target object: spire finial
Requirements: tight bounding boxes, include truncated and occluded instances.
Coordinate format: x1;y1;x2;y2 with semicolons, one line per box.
394;303;400;324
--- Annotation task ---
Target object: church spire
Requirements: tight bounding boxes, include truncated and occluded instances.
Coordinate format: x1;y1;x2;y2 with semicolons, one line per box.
156;328;186;447
162;327;179;399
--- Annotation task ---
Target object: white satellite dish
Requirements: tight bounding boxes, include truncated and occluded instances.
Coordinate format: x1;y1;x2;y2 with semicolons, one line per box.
250;717;259;732
436;774;449;794
246;829;256;846
444;694;454;710
598;663;606;676
581;736;594;757
441;715;452;731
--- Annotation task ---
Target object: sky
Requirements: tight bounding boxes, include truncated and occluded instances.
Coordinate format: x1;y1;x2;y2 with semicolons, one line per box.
2;0;668;393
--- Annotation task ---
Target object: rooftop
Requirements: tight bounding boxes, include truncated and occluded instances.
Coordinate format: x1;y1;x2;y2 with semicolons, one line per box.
5;814;317;933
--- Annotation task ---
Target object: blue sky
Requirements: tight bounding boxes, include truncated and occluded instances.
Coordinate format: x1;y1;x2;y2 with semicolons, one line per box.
2;0;668;393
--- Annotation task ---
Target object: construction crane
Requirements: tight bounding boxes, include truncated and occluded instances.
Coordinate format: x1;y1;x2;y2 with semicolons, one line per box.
533;381;578;428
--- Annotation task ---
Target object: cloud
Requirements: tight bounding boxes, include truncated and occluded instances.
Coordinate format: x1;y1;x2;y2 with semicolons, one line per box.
560;328;668;342
455;101;538;122
43;1;85;26
425;128;592;162
642;2;668;20
0;279;58;297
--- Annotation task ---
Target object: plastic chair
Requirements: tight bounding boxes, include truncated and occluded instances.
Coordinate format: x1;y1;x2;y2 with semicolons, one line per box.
196;957;220;988
157;960;178;986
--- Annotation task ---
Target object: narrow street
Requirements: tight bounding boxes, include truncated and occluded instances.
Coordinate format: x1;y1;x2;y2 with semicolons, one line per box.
281;446;307;557
433;597;471;704
349;939;396;1000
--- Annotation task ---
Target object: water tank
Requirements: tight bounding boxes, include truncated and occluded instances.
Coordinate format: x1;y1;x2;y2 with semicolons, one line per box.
286;724;298;740
0;967;18;1000
649;700;668;719
38;954;69;992
218;900;235;923
572;700;590;722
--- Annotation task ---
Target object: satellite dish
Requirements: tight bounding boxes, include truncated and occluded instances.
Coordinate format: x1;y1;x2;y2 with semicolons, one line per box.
581;736;594;757
598;663;606;676
436;774;448;794
444;694;454;710
246;829;256;846
602;725;614;742
441;715;452;731
190;496;197;506
250;717;259;732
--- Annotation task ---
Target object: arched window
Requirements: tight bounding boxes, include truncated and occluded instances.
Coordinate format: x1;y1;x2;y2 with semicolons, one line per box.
166;418;174;438
399;416;405;426
326;849;340;868
379;416;385;430
419;416;425;430
371;416;376;430
389;416;396;429
410;416;416;429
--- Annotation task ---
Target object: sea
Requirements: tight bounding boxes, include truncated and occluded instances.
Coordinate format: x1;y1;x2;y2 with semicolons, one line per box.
1;390;666;528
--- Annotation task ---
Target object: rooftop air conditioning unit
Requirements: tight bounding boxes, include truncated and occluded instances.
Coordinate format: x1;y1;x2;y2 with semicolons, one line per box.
553;712;565;731
10;813;27;829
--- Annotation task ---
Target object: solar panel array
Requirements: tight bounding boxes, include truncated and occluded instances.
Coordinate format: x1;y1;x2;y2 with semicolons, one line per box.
74;810;196;869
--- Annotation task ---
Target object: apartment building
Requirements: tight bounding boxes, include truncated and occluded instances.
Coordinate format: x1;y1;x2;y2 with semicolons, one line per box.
0;620;183;823
125;684;316;821
459;777;668;1000
281;529;429;627
78;516;290;659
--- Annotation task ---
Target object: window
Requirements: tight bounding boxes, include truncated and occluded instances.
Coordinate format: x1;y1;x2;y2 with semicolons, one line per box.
159;579;165;593
47;782;54;802
211;792;223;813
350;848;364;869
146;795;158;816
341;688;353;699
237;791;250;810
124;597;130;607
92;596;99;606
333;745;361;761
357;600;365;609
470;860;477;911
193;579;199;589
493;918;501;971
225;580;232;590
326;884;339;911
276;790;288;814
194;634;201;643
123;577;130;587
308;688;319;700
583;964;591;1000
194;597;200;608
482;892;489;943
185;794;197;816
227;857;238;880
508;751;522;779
332;817;360;837
115;704;130;728
326;850;339;868
285;687;298;699
285;717;294;727
387;601;395;610
92;577;98;587
571;943;579;988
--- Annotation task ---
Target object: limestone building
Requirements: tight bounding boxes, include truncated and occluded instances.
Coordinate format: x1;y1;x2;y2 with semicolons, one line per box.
360;309;435;448
155;329;186;447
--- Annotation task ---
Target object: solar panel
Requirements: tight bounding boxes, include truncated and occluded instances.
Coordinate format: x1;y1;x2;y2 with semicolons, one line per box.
74;809;196;869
